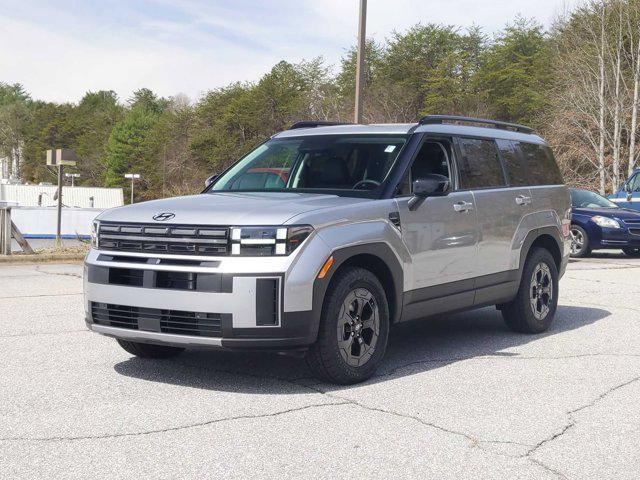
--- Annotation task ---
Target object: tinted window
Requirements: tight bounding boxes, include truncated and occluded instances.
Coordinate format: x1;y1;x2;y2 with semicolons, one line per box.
457;138;505;189
627;173;640;192
211;135;407;195
396;140;452;196
570;189;618;208
496;139;528;187
518;142;563;185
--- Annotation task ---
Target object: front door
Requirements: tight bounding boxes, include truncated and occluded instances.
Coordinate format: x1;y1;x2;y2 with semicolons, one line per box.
610;171;640;211
396;137;479;320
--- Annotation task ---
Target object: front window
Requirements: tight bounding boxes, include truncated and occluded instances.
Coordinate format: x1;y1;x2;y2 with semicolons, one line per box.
209;135;408;196
570;189;618;209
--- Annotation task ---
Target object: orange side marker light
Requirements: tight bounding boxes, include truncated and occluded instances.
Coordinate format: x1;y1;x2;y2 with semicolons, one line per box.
317;256;334;279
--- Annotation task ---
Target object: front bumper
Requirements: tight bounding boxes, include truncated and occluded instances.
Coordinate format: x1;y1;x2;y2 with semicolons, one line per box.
593;227;640;249
83;239;332;350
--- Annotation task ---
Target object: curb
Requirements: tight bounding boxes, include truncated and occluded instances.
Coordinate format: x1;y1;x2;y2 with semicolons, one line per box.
0;253;86;265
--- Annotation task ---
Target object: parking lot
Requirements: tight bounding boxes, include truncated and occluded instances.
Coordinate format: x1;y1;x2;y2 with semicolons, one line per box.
1;254;639;479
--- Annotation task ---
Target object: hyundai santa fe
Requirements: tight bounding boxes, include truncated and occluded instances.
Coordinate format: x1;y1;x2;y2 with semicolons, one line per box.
84;115;571;384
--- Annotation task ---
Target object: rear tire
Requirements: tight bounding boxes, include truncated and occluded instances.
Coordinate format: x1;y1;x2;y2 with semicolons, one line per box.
570;225;590;258
305;267;389;384
117;339;185;359
622;247;640;257
501;247;559;334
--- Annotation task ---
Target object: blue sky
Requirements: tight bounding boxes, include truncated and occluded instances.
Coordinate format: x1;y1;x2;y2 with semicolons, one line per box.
0;0;572;103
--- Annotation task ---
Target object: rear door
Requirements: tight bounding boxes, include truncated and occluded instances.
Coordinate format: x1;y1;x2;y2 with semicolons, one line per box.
455;137;527;282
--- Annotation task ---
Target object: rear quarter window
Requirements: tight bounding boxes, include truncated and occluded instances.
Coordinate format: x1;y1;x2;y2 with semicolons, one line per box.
517;142;563;186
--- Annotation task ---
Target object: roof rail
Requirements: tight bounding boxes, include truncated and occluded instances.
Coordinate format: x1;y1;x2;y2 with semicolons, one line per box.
419;115;534;134
288;121;352;130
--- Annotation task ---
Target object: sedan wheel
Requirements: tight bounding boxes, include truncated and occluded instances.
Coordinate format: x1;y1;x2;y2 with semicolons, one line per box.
570;226;590;258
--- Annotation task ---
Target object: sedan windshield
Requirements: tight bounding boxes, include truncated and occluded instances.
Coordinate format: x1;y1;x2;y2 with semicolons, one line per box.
570;189;618;209
208;135;408;196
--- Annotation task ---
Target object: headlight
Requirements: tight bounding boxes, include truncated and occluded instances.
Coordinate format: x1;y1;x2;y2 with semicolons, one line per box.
91;220;100;248
592;216;620;229
229;225;313;256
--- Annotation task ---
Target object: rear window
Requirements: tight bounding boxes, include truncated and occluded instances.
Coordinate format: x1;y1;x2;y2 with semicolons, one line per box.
457;137;505;189
517;142;563;186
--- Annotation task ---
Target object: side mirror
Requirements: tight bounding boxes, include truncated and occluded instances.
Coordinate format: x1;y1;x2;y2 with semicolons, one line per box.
625;183;632;194
408;174;450;211
204;174;219;189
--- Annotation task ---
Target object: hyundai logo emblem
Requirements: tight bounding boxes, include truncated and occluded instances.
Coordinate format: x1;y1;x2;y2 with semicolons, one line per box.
153;212;175;221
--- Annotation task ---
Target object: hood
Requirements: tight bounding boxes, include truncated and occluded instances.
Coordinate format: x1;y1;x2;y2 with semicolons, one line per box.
97;192;369;225
573;206;640;222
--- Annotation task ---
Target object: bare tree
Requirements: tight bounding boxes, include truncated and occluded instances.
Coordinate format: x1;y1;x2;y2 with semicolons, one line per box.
626;0;640;175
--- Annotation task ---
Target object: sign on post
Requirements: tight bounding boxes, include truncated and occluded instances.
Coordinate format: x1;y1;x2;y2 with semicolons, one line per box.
46;149;78;167
46;148;79;248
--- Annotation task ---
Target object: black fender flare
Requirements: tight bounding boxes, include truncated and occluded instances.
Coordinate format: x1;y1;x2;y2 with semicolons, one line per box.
518;226;564;280
310;242;404;339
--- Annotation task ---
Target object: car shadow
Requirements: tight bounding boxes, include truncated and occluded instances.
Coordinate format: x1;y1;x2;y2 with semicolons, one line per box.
113;304;610;394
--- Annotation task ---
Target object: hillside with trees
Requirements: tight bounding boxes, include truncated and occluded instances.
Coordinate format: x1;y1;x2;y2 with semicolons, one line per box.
1;0;639;202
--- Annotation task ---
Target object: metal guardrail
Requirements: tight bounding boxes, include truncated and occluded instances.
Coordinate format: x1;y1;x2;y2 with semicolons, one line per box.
0;206;12;255
1;204;34;255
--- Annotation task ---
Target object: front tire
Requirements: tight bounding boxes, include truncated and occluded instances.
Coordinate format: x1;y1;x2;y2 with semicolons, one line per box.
117;339;185;359
570;225;590;258
305;267;390;384
622;247;640;257
501;247;559;334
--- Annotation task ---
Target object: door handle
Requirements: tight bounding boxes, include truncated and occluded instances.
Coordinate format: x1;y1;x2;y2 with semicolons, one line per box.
453;201;474;213
515;195;532;206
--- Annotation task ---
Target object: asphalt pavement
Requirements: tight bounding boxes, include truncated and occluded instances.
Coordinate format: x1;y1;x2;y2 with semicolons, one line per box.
1;253;639;479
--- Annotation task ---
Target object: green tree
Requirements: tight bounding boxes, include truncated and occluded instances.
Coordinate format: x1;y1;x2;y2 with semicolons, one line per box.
475;18;552;125
70;91;123;184
104;105;159;200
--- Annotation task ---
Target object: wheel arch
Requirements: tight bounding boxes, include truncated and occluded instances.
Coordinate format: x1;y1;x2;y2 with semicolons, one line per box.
312;243;404;326
519;228;564;276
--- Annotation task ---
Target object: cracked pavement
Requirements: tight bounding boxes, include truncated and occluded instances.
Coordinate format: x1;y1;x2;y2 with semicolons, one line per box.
1;255;640;479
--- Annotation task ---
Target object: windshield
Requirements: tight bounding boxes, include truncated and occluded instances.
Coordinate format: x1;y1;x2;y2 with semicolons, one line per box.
209;135;408;196
570;189;618;209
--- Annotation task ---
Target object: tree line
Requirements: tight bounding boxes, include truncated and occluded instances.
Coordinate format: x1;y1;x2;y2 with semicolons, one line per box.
1;0;639;201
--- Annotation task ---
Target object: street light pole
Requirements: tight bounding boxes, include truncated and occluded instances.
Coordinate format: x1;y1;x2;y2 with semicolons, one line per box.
124;173;140;204
354;0;367;124
65;173;80;187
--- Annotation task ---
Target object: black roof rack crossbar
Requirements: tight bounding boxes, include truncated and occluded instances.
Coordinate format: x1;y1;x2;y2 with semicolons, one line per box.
288;121;352;130
418;115;534;134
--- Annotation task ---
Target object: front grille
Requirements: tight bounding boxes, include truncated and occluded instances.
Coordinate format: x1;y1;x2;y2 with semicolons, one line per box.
629;228;640;236
91;302;222;337
98;223;229;256
91;303;139;330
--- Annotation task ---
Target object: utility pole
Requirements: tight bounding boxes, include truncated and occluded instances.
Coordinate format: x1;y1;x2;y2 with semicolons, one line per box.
354;0;367;124
125;173;140;204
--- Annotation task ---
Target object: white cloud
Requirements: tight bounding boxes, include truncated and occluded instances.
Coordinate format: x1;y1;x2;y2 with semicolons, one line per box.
0;0;572;103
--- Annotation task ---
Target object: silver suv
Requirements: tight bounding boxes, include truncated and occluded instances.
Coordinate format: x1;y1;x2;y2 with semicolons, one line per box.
84;115;571;384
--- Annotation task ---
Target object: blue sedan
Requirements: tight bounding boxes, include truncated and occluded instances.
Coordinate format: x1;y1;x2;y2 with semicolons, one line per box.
570;188;640;258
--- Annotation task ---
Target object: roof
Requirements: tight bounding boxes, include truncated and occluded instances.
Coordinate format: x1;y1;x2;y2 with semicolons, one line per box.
274;123;415;138
273;122;547;144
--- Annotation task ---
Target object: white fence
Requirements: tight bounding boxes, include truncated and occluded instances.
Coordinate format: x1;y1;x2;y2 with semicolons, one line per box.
0;184;123;209
11;207;103;238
